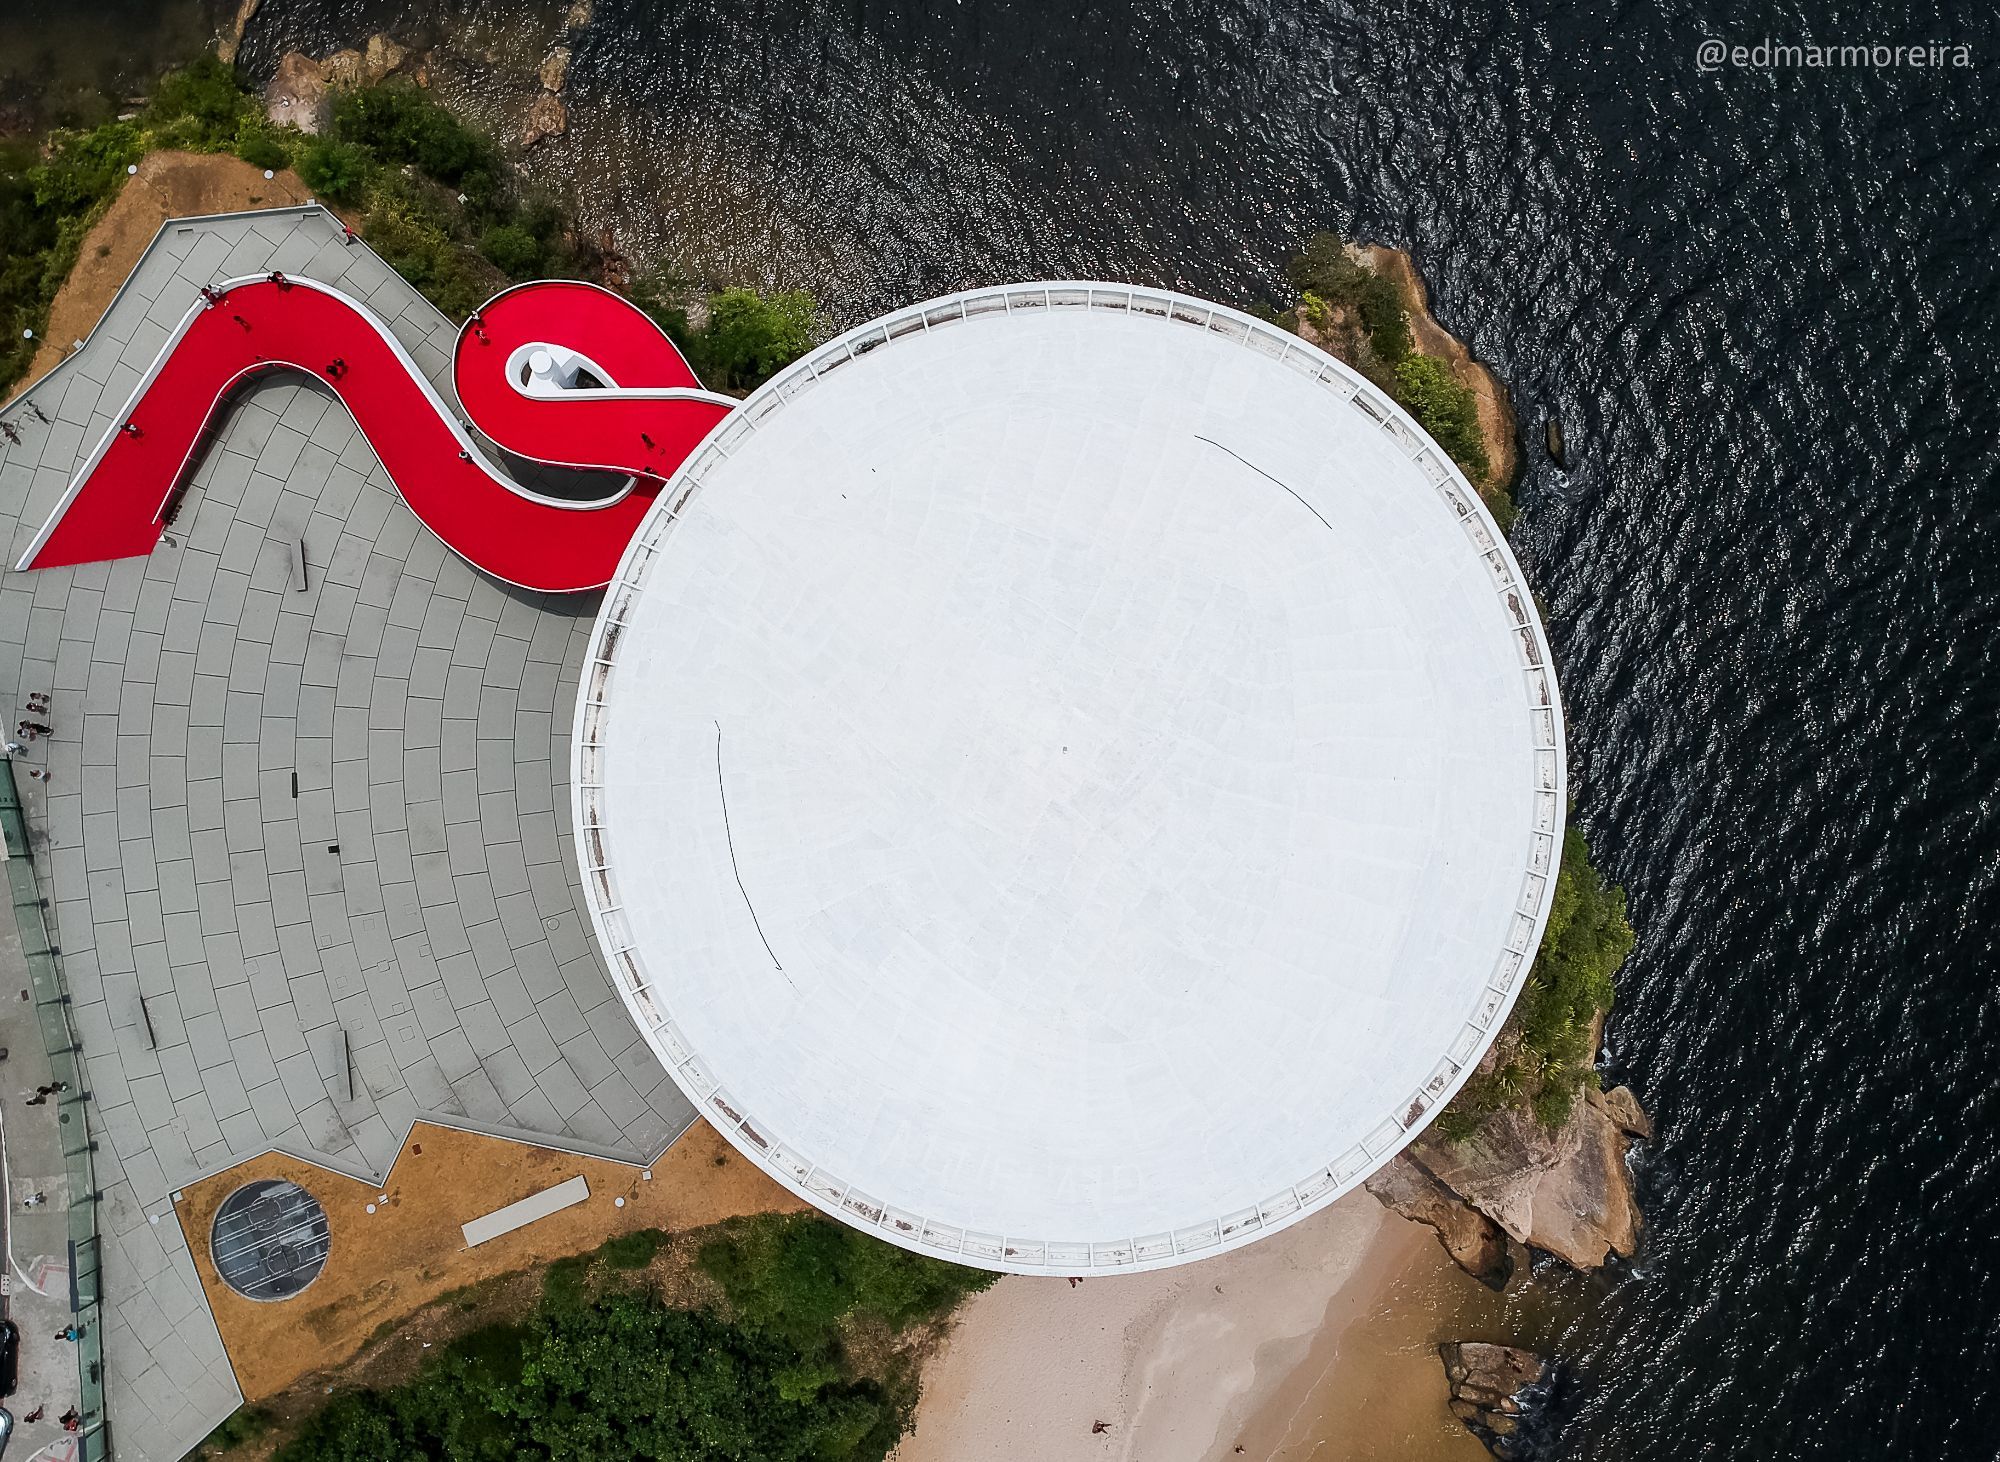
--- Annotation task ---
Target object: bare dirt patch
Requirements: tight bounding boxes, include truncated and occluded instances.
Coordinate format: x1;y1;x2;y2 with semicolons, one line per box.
172;1118;805;1403
28;150;340;383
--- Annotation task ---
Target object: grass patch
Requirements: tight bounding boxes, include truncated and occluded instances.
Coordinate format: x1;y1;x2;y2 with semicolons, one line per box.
596;1226;670;1269
1434;825;1634;1140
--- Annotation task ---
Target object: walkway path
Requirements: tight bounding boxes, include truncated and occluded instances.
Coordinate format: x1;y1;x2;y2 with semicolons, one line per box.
0;206;698;1460
0;898;87;1458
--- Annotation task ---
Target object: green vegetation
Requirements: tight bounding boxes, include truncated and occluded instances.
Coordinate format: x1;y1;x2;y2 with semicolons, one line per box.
695;288;820;392
192;1404;273;1457
0;54;292;394
1285;230;1412;367
1281;231;1503;510
1435;825;1635;1140
1;55;819;399
629;276;822;395
697;1212;996;1354
595;1225;670;1269
271;1213;994;1462
1393;353;1489;485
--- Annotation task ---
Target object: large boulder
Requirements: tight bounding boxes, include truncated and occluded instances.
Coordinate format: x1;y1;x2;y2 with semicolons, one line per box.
1364;1154;1511;1289
265;51;330;133
539;44;573;94
523;92;569;149
1439;1343;1552;1459
1370;1083;1648;1277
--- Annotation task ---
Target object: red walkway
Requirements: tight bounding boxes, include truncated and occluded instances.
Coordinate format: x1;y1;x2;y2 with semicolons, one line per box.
22;276;733;594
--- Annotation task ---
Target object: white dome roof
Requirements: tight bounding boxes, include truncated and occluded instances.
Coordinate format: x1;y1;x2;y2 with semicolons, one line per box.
574;284;1565;1273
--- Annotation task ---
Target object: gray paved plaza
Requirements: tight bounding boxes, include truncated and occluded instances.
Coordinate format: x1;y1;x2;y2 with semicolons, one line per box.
0;207;696;1459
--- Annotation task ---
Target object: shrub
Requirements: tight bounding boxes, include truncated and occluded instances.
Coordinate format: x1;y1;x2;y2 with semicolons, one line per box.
1286;230;1411;365
478;222;544;278
235;131;291;172
1392;352;1490;484
147;55;255;146
194;1405;272;1456
330;83;495;187
30;122;143;211
295;136;371;204
274;1288;900;1462
698;1213;995;1354
1435;825;1634;1140
596;1227;669;1269
698;287;818;391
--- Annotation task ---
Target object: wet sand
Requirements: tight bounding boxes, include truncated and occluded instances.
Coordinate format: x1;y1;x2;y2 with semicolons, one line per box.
1226;1219;1513;1462
894;1194;1506;1462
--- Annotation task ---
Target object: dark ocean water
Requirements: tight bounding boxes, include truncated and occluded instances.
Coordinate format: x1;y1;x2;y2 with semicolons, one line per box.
18;0;2000;1454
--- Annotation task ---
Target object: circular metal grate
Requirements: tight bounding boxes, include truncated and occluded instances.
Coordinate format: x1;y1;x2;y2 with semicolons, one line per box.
209;1179;330;1301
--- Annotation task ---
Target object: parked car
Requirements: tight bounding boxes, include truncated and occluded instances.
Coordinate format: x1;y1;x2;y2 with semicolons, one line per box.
0;1320;17;1398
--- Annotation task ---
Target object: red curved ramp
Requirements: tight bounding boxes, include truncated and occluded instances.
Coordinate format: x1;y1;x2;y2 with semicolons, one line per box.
20;276;734;594
453;280;731;477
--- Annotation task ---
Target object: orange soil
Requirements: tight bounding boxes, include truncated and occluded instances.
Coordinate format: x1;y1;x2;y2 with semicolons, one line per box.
1361;244;1523;493
173;1119;805;1401
28;150;335;383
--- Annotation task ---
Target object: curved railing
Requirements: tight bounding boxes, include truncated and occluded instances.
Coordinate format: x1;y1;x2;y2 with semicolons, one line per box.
570;282;1567;1275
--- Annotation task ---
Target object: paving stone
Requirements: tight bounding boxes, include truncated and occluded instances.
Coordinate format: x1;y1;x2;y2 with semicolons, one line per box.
0;207;696;1462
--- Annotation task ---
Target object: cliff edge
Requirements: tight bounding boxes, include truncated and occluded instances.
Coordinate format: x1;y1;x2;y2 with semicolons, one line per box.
1370;1080;1650;1279
1285;244;1648;1277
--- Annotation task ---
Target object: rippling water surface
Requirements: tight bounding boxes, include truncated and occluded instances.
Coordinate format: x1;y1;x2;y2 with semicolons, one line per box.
24;0;2000;1454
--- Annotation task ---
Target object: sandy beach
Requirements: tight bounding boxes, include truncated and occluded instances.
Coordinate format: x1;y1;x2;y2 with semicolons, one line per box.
894;1194;1503;1462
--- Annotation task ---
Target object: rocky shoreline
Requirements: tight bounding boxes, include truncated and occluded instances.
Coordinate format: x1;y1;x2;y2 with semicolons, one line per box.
1440;1343;1558;1460
1368;1079;1651;1282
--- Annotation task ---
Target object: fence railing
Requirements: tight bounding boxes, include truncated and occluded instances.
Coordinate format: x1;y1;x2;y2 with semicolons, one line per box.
0;762;108;1457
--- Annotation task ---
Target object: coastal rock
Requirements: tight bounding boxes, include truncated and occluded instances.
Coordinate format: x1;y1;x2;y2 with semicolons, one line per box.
1596;1083;1651;1139
321;34;410;91
1411;1092;1643;1271
539;44;573;94
1439;1343;1550;1459
1370;1083;1649;1277
565;0;596;27
323;49;364;89
265;51;330;132
365;34;412;81
523;93;569;149
1544;414;1567;468
218;0;264;66
1364;1154;1512;1289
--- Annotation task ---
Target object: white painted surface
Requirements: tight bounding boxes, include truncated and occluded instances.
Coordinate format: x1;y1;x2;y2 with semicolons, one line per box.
461;1174;591;1247
576;284;1566;1272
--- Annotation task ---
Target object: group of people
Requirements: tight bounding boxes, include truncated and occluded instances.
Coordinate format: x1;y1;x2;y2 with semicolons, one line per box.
19;1403;83;1431
5;692;53;780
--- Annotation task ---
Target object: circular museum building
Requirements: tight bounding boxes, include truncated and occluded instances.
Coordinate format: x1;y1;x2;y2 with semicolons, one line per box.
573;284;1565;1274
